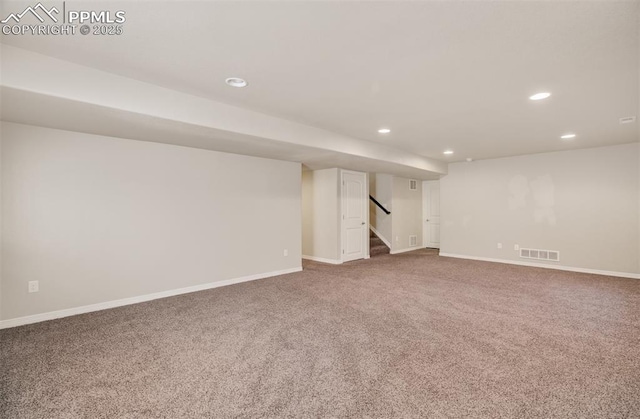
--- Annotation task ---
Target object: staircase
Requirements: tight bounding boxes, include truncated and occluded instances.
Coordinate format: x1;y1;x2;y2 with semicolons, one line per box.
370;230;390;257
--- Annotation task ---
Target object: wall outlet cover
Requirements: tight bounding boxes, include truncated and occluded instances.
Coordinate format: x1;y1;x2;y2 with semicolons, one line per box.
28;281;39;293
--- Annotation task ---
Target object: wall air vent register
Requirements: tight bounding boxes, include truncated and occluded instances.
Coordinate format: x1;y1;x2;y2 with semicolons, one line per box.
520;248;560;262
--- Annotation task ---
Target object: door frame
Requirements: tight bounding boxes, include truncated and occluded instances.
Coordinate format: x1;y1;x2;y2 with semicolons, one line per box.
340;169;369;262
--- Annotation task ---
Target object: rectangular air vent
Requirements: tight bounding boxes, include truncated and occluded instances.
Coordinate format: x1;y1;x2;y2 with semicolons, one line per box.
619;116;636;124
409;180;418;190
520;248;560;262
409;235;418;247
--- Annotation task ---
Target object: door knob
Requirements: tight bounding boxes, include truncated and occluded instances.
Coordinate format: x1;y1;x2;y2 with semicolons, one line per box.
426;219;430;222
361;222;365;225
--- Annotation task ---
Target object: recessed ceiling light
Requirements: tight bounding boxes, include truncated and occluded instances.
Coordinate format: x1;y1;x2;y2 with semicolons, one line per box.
529;92;551;101
225;77;248;88
443;150;454;155
560;133;576;139
378;128;391;134
466;158;473;162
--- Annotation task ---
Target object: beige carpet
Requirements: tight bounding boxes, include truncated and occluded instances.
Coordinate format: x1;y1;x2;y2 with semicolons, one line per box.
1;249;639;418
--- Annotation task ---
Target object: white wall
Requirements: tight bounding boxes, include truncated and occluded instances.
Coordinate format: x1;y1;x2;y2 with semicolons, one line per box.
371;173;393;244
391;177;423;253
637;6;640;272
1;122;302;322
369;174;377;229
369;174;422;253
302;169;370;262
440;143;640;276
302;168;340;262
0;135;2;319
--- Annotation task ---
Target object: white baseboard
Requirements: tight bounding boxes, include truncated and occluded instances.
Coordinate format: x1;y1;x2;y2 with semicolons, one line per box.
0;266;303;330
439;253;640;279
302;255;343;264
369;226;392;248
390;247;422;255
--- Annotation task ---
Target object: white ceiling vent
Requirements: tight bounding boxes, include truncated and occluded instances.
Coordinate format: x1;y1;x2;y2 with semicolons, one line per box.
409;235;418;247
520;248;560;262
409;180;418;190
619;116;636;124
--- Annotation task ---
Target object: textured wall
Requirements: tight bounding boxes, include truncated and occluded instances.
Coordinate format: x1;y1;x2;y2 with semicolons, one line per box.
372;174;393;245
302;168;340;261
391;177;423;252
440;143;639;275
1;123;302;320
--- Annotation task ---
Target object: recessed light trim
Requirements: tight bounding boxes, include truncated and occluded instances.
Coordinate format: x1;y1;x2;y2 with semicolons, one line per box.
225;77;248;88
620;116;636;124
560;134;576;139
378;128;391;134
529;92;551;101
443;150;454;155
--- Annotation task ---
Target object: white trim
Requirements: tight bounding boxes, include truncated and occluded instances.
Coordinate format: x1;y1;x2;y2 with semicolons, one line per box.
390;247;421;255
302;255;343;265
0;267;303;330
439;253;640;279
369;226;392;248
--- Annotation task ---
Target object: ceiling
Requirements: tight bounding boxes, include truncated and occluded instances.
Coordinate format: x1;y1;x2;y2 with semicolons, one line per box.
1;0;639;164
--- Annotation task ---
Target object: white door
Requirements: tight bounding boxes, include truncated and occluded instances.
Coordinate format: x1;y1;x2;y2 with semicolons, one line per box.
342;171;367;262
422;180;440;249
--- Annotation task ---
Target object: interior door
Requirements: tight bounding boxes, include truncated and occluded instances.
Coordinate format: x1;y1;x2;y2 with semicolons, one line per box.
422;180;441;249
342;171;367;262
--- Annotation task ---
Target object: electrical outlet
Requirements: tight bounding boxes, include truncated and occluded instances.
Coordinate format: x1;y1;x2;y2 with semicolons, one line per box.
283;249;288;257
497;243;502;249
28;281;39;293
514;244;520;251
396;236;399;242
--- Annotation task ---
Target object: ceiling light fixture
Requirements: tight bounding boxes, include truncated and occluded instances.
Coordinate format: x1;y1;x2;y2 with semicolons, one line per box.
560;134;576;139
225;77;248;88
529;92;551;101
443;150;454;155
378;128;391;134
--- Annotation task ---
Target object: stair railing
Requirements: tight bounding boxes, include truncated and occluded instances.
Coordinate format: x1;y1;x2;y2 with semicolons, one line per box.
369;195;390;215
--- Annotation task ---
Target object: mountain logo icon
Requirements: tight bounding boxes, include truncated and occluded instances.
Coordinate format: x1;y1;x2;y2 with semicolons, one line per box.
1;2;59;24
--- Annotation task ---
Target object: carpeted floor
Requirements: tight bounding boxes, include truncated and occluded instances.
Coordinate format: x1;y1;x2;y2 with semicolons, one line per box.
1;249;639;418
